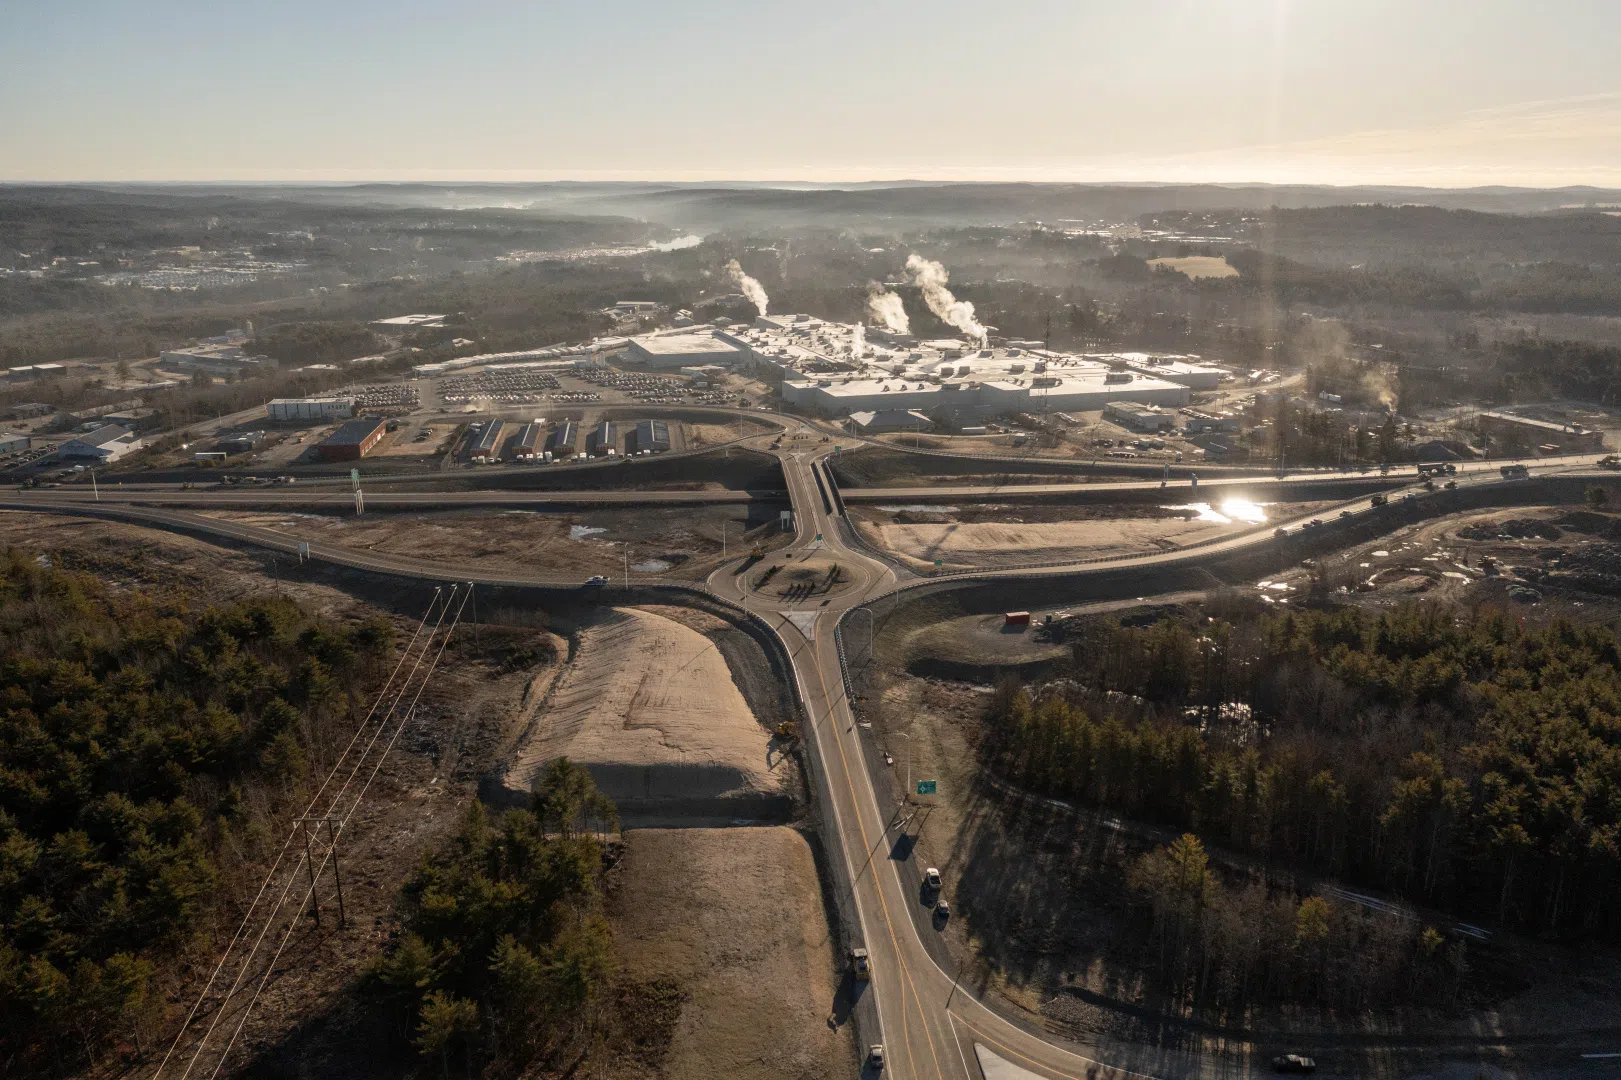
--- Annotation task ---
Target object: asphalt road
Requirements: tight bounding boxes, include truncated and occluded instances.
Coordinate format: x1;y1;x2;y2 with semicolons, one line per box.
6;424;1617;1080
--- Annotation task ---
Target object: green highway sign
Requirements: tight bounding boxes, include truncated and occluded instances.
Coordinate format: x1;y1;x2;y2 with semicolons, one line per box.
916;780;937;796
816;533;822;541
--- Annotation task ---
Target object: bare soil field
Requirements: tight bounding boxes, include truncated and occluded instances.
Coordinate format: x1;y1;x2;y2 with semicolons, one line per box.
500;606;791;821
849;501;1330;570
1147;254;1239;279
603;827;856;1080
200;504;792;581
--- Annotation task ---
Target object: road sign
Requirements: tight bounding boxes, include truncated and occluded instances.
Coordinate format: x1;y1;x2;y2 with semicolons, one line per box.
934;559;943;567
834;445;842;451
350;468;360;490
815;533;822;542
916;780;937;796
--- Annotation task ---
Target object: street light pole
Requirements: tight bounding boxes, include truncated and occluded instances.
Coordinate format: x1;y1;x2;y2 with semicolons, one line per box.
623;543;630;589
899;731;911;806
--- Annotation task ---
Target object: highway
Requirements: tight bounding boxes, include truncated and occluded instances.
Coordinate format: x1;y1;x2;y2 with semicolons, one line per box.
6;429;1616;1080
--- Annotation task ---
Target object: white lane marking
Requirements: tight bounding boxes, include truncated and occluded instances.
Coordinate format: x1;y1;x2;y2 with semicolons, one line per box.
975;1042;1048;1079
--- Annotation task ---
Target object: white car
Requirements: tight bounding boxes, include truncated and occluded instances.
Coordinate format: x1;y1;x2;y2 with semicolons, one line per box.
923;867;942;890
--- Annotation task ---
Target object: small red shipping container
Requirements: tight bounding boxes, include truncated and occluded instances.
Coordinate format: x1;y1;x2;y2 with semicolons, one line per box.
1004;611;1031;627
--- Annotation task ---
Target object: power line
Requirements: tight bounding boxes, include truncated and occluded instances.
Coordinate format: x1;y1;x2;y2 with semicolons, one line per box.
152;586;457;1080
205;585;471;1079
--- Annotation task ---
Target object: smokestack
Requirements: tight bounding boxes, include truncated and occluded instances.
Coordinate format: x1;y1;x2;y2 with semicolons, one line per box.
865;282;910;334
727;259;769;316
904;254;987;346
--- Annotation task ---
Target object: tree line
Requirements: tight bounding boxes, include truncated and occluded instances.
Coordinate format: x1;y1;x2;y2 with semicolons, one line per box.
0;553;393;1073
370;759;617;1079
986;600;1621;940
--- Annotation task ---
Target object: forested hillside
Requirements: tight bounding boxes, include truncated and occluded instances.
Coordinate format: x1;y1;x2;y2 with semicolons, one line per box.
989;601;1621;939
0;554;393;1073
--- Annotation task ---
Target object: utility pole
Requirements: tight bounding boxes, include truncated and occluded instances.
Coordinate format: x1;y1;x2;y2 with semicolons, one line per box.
899;731;911;806
90;468;98;502
623;543;630;589
296;816;347;929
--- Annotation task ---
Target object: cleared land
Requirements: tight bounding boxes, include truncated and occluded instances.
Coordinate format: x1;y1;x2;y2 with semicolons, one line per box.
849;501;1327;570
1147;255;1239;279
201;504;791;580
501;606;789;820
605;827;855;1080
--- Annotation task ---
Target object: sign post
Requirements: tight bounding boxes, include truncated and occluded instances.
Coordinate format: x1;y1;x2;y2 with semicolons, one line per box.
916;780;937;796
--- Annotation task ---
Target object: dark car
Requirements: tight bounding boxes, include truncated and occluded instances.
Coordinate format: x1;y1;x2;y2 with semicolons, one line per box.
1272;1054;1317;1074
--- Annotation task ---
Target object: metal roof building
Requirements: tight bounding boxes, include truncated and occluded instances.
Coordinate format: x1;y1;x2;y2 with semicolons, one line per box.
316;418;387;461
509;421;545;459
470;419;505;460
630;419;671;453
548;421;578;454
587;420;618;455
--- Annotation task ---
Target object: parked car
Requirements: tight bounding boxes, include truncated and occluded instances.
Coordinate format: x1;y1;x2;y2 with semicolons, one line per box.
584;575;609;586
851;947;871;980
934;899;951;919
923;867;942;890
869;1044;886;1071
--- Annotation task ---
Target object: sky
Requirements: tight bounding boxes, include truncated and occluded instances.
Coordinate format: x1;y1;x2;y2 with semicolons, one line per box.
3;0;1620;187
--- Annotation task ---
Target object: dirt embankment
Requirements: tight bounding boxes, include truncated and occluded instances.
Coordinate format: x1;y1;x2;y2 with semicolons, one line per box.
604;828;856;1080
499;605;795;823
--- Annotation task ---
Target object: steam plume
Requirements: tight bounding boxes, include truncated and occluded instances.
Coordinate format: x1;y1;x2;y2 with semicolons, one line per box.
727;259;769;316
852;322;865;358
865;283;910;334
904;254;987;345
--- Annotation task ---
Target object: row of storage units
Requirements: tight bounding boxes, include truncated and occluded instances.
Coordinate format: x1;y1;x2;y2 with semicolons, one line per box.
467;417;673;462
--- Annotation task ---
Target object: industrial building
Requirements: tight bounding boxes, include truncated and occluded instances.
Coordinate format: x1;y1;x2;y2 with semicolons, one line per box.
58;425;143;462
630;419;672;454
316;418;387;461
716;315;1194;420
1104;401;1178;432
624;330;745;369
216;430;266;455
470;419;505;462
268;397;356;423
1182;410;1241;434
7;402;53;420
1110;353;1228;390
549;421;578;455
1477;411;1605;453
587;420;618;455
0;433;30;455
847;409;932;435
6;363;66;382
159;343;270;378
509;421;545;460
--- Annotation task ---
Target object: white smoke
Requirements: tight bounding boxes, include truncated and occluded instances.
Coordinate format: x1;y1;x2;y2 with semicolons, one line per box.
852;322;865;358
865;282;910;334
727;259;769;316
904;254;987;345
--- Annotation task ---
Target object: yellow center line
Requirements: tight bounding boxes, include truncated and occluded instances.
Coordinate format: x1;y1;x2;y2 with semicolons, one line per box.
806;630;948;1080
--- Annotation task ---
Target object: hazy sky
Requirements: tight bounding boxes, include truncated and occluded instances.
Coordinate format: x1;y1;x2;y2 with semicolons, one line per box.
3;0;1619;186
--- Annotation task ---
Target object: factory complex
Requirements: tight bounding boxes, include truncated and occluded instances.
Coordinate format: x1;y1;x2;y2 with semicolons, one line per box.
618;315;1231;421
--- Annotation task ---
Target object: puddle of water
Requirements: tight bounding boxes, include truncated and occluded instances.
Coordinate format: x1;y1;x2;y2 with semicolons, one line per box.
569;525;607;540
1164;498;1269;524
877;505;959;513
632;559;672;572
